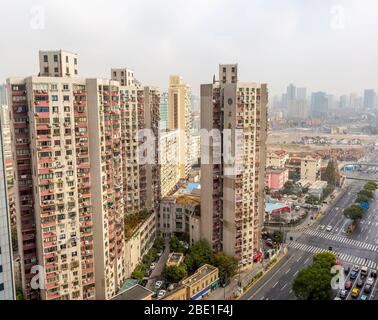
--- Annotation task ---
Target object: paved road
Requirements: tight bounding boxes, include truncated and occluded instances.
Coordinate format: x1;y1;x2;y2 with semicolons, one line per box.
241;175;378;300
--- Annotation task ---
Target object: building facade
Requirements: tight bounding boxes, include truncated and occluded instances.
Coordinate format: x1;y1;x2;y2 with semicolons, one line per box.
200;64;268;266
0;113;15;300
168;75;192;179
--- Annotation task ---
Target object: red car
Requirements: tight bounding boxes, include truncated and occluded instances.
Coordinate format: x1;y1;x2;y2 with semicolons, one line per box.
345;281;353;290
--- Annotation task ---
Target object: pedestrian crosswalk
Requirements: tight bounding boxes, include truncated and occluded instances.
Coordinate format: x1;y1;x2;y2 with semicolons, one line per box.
288;241;378;269
304;229;378;252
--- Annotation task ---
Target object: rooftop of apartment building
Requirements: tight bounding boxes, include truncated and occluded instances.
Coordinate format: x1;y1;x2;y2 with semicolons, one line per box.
266;167;288;174
182;264;217;287
111;284;154;300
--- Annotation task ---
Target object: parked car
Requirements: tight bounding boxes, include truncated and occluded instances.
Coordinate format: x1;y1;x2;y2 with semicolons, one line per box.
370;270;377;278
157;251;163;258
350;271;358;280
357;278;364;288
360;294;369;300
366;277;374;286
339;289;347;299
167;284;175;291
361;266;368;277
150;262;156;270
326;225;333;232
345;281;353;290
157;290;167;299
155;281;163;290
344;265;350;275
364;284;372;294
351;288;360;298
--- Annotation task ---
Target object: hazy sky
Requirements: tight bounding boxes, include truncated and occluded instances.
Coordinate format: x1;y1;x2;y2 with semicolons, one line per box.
1;0;377;97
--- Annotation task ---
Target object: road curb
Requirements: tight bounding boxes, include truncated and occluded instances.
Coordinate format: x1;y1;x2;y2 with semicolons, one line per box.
236;252;288;300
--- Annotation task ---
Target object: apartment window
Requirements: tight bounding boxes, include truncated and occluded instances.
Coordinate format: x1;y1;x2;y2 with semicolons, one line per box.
52;95;58;102
63;84;69;90
54;55;58;62
54;67;59;73
66;56;69;63
43;55;48;62
0;265;3;273
0;283;4;291
44;67;49;74
74;58;77;65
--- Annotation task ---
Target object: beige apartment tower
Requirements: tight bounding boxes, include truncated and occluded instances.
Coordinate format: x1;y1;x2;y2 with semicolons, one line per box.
168;75;192;179
200;64;268;266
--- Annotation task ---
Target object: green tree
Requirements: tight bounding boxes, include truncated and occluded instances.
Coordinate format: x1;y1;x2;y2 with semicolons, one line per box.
355;195;370;204
364;182;377;191
213;252;239;284
344;205;364;222
323;160;338;186
293;252;336;300
358;189;373;199
163;264;188;283
153;237;165;251
169;236;186;253
16;286;24;300
131;266;145;283
184;240;214;273
293;265;333;300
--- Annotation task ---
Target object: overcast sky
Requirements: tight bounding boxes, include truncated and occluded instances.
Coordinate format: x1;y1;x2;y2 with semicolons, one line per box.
1;0;377;97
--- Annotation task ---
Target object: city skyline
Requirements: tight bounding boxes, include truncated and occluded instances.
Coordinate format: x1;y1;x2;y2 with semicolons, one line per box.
1;1;378;97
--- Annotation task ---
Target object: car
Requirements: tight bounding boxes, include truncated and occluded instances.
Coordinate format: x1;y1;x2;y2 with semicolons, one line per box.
157;251;163;258
352;266;360;273
351;288;360;298
320;225;325;230
344;265;350;274
167;284;175;291
150;262;156;270
364;284;372;294
157;290;166;299
360;294;369;300
350;271;358;280
326;226;333;232
361;266;368;277
371;270;377;278
339;289;347;299
357;278;364;288
265;240;274;247
155;281;163;290
345;281;353;290
366;277;374;286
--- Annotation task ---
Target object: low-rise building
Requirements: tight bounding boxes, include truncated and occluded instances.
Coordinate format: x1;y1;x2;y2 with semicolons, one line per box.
158;189;200;246
301;154;321;183
266;167;289;190
124;211;157;278
166;252;185;268
111;284;154;300
308;180;328;199
163;264;219;300
266;150;289;168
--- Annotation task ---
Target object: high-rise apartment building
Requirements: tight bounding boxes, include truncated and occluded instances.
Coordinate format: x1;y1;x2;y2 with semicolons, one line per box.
6;51;160;300
168;75;192;179
39;50;79;77
7;76;96;300
159;92;168;130
0;113;15;300
311;91;328;118
159;130;179;198
363;89;376;109
0;85;7;105
200;64;268;265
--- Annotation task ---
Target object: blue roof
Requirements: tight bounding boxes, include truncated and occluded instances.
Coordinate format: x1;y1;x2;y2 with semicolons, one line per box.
186;183;201;191
265;202;290;213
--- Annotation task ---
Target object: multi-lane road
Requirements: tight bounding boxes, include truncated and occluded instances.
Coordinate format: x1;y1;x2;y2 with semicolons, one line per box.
241;173;378;301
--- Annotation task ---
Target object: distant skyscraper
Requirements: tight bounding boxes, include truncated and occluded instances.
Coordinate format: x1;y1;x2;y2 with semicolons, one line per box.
363;89;376;109
0;112;15;300
160;92;168;130
286;84;296;102
201;64;267;265
311;92;328;118
296;88;307;100
339;95;349;108
0;85;7;105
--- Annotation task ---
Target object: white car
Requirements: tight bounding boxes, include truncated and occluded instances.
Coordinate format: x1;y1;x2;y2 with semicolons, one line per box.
155;281;163;290
366;277;374;286
320;225;325;230
150;263;156;270
326;226;333;232
157;290;166;299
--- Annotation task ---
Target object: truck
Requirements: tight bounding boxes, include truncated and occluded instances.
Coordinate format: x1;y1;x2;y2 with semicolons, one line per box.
346;222;357;235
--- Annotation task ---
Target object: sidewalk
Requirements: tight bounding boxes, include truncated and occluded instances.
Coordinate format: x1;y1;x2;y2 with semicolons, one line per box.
145;239;170;291
205;248;287;300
